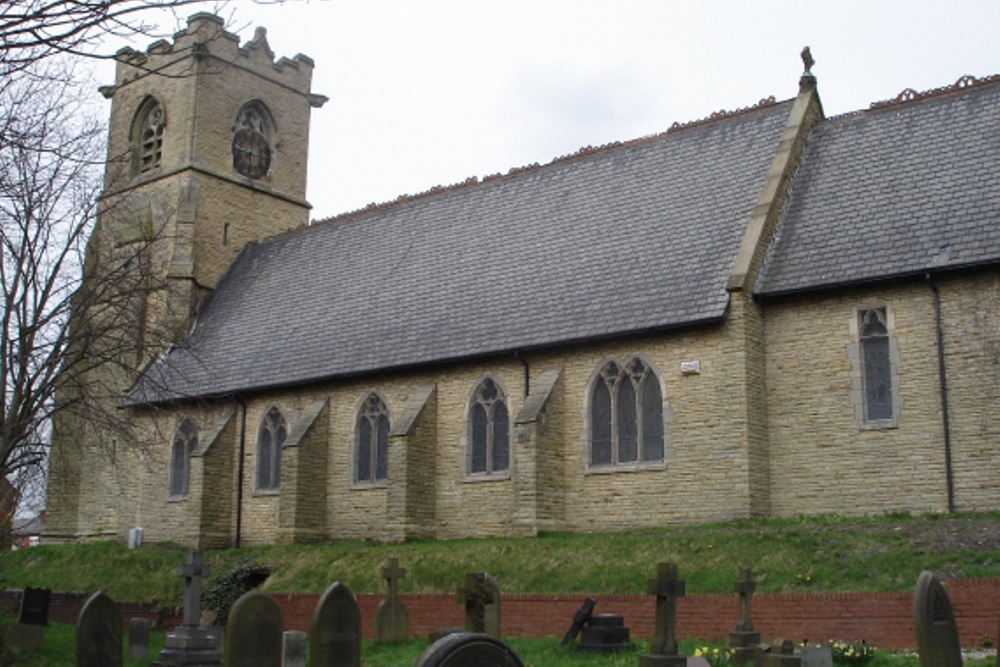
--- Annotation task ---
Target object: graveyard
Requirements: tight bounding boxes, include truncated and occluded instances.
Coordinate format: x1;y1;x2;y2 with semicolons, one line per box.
0;513;998;665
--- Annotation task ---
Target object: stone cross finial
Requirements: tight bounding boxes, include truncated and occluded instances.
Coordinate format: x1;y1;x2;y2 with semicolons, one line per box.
177;551;210;628
646;562;686;656
381;557;407;599
801;46;815;74
734;567;756;632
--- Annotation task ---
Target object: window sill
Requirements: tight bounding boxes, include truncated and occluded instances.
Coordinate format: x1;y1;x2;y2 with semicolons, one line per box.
352;480;388;491
253;488;280;497
858;419;898;431
166;494;188;503
586;461;666;475
463;472;511;484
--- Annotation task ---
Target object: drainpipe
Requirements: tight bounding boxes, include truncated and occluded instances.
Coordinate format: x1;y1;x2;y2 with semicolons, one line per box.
514;351;529;397
235;395;248;547
927;273;955;514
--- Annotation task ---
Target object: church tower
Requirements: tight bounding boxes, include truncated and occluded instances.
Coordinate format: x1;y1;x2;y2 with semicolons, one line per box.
45;14;326;542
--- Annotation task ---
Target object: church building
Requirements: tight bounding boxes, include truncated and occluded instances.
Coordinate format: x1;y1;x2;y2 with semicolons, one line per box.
45;14;1000;548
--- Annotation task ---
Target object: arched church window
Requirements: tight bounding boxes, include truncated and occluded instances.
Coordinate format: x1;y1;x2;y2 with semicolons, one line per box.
589;357;664;467
132;97;165;176
859;307;894;422
257;407;286;491
232;101;273;179
169;418;198;497
355;393;389;484
468;378;510;475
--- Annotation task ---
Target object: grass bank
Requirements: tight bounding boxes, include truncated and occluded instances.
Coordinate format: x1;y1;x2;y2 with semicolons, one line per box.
2;513;998;606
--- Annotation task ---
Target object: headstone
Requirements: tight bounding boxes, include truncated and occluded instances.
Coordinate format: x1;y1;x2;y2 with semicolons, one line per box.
577;613;634;653
373;557;409;644
688;657;712;667
560;597;596;646
729;567;762;665
456;573;501;637
310;581;361;667
414;632;525;667
19;586;51;626
913;571;962;667
800;646;833;667
224;591;283;667
156;551;222;666
128;617;151;661
283;630;307;667
639;562;687;667
76;591;123;667
758;639;801;667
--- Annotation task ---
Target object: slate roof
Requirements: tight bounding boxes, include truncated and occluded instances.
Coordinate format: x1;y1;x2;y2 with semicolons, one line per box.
128;100;792;404
755;78;1000;297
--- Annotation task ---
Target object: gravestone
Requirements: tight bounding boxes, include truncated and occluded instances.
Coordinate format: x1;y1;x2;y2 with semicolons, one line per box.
913;571;962;667
373;557;409;644
800;646;833;667
456;573;501;637
729;567;762;665
224;591;283;667
310;581;362;667
155;551;222;666
577;613;634;653
283;630;307;667
639;562;687;667
19;586;51;625
76;591;123;667
759;639;801;667
414;632;525;667
128;617;151;661
560;597;596;646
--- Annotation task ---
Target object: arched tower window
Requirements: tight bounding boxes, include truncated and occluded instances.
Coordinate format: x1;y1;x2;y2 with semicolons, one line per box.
589;357;664;467
232;101;274;179
355;393;390;484
169;418;198;497
468;378;510;475
257;407;286;491
132;97;165;176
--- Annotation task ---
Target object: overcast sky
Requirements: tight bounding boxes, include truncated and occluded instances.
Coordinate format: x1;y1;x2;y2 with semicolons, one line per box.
99;0;1000;220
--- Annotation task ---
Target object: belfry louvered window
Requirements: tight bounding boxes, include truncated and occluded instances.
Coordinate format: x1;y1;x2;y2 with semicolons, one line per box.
355;393;389;483
133;97;165;175
590;358;664;467
468;378;510;475
257;407;286;491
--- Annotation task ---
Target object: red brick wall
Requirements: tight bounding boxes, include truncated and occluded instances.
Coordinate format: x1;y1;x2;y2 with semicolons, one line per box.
3;579;997;650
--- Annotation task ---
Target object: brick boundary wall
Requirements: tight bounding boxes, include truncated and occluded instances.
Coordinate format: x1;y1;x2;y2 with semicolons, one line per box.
4;579;998;650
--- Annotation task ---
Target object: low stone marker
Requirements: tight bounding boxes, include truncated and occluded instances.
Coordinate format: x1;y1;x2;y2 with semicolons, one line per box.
127;617;151;661
800;646;833;667
639;562;687;667
759;639;802;667
414;632;524;667
5;586;51;653
577;613;634;653
224;591;283;667
76;591;123;667
729;567;761;665
914;571;962;667
456;573;501;637
310;581;361;667
373;557;409;644
560;597;596;647
283;630;307;667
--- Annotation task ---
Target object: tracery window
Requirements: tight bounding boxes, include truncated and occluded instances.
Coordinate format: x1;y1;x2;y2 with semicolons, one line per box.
589;357;664;467
355;393;389;484
133;97;165;176
232;101;273;179
859;308;893;422
468;378;510;475
257;407;286;491
169;418;198;497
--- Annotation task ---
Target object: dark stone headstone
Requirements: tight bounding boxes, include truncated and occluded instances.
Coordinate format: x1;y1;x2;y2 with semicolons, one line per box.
577;613;634;653
560;597;596;647
373;557;409;644
224;591;283;667
19;586;51;626
76;591;123;667
639;562;687;667
456;573;501;637
729;567;762;665
127;617;151;661
310;581;361;667
283;630;307;667
914;571;962;667
414;632;525;667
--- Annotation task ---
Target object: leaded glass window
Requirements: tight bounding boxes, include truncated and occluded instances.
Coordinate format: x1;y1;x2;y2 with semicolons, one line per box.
860;308;892;421
468;378;510;475
590;358;664;467
356;393;390;483
169;418;198;497
257;407;286;491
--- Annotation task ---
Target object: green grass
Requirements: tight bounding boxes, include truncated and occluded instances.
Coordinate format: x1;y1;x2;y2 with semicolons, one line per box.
3;513;998;605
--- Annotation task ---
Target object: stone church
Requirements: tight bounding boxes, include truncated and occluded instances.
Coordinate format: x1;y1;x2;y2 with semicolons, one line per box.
45;14;1000;548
